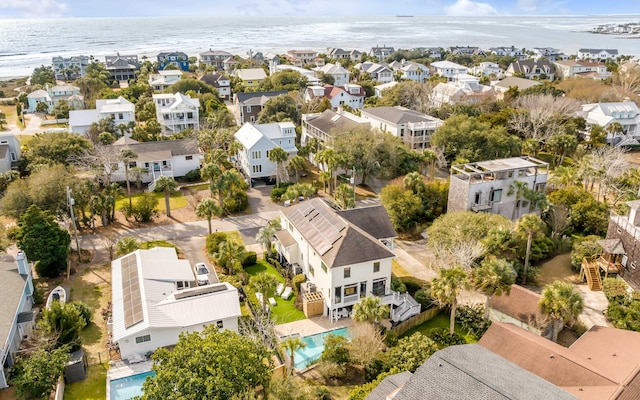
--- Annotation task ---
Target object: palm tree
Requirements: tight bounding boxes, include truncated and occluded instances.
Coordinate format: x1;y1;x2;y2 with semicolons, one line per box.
430;266;469;334
154;176;178;217
315;148;338;194
507;180;529;220
280;336;307;374
470;256;517;319
268;147;289;187
287;155;306;182
214;240;246;275
334;183;355;209
104;182;124;222
515;214;546;285
352;296;389;324
255;219;282;254
130;166;147;190
539;281;584;343
115;236;140;256
250;272;280;313
318;171;331;194
196;198;221;234
120;148;138;208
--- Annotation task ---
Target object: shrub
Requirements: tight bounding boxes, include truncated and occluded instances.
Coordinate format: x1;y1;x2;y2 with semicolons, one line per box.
321;334;350;365
316;360;347;381
121;192;158;222
115;237;140;256
70;301;93;326
603;277;630;304
223;190;248;213
241;251;257;267
397;276;423;295
414;287;436;311
570;235;602;271
455;304;491;338
390;276;407;293
427;327;466;348
206;232;229;255
292;273;306;293
35;260;60;279
183;168;201;182
270;182;294;202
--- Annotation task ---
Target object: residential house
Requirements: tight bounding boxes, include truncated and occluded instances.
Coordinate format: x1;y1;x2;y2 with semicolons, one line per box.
369;45;395;60
368;344;577;400
304;84;365;110
52;55;89;80
430;60;468;81
600;200;640;291
152;92;200;135
301;108;369;148
578;102;640;146
447;46;486;56
353;62;394;83
314;63;350;86
431;74;494;107
480;322;640;400
223;57;240;72
264;52;281;73
488;285;543;335
506;60;555;80
69;96;135;134
553;60;611;80
447;156;549;221
271;64;321;85
26;84;83;113
234;122;297;183
487;46;527;59
274;198;420;323
327;48;362;62
111;137;202;184
359;106;443;151
0;133;22;173
200;73;231;99
148;70;183;92
0;251;35;389
374;81;398;97
577;48;619;62
235;68;267;89
111;247;241;360
104;54;140;82
492;76;541;100
468;61;504;78
199;50;233;69
233;90;288;125
531;47;568;62
285;50;320;67
157;51;189;71
388;59;429;82
411;47;443;59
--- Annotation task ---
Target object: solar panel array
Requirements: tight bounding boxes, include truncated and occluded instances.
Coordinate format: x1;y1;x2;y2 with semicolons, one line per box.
121;254;144;329
288;200;346;256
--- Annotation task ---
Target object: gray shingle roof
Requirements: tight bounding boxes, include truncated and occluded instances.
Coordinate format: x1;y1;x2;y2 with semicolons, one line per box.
112;138;199;156
366;371;413;400
360;106;437;125
0;254;29;354
235;91;288;105
337;205;397;240
304;109;362;135
393;344;577;400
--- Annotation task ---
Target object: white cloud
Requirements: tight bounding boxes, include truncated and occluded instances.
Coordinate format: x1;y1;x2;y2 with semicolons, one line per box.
0;0;69;17
443;0;498;16
517;0;539;12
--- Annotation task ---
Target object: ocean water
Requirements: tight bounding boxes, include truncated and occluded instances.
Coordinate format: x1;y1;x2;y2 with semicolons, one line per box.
1;15;640;78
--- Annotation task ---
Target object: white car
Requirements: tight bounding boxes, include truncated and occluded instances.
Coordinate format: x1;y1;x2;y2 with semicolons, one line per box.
193;263;210;285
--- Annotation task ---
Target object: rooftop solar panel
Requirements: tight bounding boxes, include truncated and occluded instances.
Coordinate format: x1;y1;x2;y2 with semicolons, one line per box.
121;253;144;329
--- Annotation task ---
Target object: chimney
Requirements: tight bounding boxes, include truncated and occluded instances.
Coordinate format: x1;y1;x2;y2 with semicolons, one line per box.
16;251;29;276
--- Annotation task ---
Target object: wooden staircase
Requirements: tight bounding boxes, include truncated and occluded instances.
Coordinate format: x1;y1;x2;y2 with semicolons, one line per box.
582;257;602;291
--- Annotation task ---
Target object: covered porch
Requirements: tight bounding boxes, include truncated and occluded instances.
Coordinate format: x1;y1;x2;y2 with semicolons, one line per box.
597;238;625;277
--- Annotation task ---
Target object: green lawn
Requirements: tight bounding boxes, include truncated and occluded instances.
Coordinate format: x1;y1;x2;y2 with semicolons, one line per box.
401;312;477;343
63;364;107;400
244;261;306;324
115;190;187;211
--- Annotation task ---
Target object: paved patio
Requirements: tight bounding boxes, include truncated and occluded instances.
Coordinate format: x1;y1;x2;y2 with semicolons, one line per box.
275;315;353;338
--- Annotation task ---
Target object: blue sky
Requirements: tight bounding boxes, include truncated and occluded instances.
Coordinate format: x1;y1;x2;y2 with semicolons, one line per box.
1;0;640;18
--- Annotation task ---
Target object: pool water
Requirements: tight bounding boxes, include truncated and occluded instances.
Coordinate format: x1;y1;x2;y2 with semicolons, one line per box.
110;371;156;400
293;327;350;370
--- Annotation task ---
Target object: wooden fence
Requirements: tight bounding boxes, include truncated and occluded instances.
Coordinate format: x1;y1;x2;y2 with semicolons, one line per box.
390;307;440;336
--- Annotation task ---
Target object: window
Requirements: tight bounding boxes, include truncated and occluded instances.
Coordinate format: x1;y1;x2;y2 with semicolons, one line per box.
474;192;481;205
251;151;261;159
360;282;367;298
535;183;546;193
321;262;328;273
288;222;293;232
187;112;193;119
344;285;357;296
507;171;514;178
344;267;351;278
334;286;342;304
217;320;224;329
135;334;151;344
247;106;252;113
266;150;270;158
186;155;193;160
310;265;314;276
490;189;502;203
250;116;256;123
252;165;262;173
373;262;380;273
118;113;124;120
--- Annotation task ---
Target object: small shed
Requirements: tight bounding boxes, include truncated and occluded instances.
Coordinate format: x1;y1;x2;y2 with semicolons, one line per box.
302;291;324;318
64;348;88;383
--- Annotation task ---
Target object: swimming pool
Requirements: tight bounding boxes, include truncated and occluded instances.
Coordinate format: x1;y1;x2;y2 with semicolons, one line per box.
109;371;156;400
293;327;350;370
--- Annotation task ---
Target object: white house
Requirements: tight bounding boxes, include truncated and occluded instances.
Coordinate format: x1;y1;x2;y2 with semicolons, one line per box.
0;251;34;389
152;92;200;136
199;50;233;69
468;62;503;78
353;62;394;83
69;96;135;135
369;45;395;60
359;106;443;151
327;48;362;62
0;133;21;173
200;73;232;98
577;48;619;62
491;76;541;100
447;156;549;221
487;46;526;59
314;63;350;86
374;81;398;97
578;102;640;146
552;60;611;80
431;74;494;107
505;60;555;81
110;137;202;185
274;199;420;323
234;122;298;184
301;109;369;149
52;55;89;80
304;84;365;109
148;70;183;92
111;247;241;360
531;47;568;62
430;61;468;81
271;64;321;85
388;60;430;82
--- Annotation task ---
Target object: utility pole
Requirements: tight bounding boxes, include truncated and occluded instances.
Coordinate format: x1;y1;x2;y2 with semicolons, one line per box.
67;186;81;265
350;167;356;208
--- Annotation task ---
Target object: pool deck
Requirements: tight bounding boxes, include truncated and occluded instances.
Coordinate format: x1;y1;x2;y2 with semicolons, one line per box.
106;360;153;400
275;315;353;338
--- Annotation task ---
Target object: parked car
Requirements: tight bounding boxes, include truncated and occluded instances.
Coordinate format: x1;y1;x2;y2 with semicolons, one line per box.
193;262;210;285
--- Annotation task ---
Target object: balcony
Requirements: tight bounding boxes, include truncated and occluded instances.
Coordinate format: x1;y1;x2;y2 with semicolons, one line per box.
471;203;492;212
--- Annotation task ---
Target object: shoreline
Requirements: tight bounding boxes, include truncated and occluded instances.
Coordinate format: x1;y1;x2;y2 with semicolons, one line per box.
0;76;28;82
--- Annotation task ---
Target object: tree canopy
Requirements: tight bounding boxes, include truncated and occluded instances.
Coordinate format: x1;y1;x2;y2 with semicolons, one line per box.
257;94;301;124
26;132;93;167
30;65;56;86
257;69;308;92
